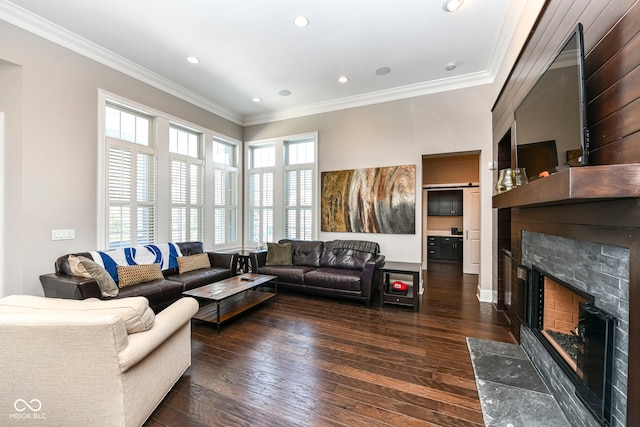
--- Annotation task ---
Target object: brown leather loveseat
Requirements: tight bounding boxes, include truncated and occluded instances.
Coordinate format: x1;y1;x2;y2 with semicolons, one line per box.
249;239;384;307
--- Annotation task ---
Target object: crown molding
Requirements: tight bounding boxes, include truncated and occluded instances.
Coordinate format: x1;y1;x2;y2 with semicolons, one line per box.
0;0;243;125
242;71;495;126
1;0;520;128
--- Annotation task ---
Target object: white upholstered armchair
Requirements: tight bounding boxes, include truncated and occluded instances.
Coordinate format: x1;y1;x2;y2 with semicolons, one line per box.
0;295;198;426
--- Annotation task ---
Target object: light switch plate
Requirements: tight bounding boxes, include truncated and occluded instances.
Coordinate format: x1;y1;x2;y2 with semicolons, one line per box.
52;229;75;240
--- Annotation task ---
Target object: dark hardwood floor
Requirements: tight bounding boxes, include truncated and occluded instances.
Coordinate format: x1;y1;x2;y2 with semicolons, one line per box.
146;262;514;426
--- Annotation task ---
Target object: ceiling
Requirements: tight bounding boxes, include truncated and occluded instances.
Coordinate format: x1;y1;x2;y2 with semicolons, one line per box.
2;0;529;125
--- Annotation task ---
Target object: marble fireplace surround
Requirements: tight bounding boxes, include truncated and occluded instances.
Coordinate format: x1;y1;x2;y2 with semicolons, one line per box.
520;231;629;426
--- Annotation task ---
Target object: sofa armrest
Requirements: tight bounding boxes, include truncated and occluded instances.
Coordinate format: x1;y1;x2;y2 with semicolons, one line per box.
207;251;238;273
249;250;268;272
360;254;386;298
39;273;103;300
118;297;199;372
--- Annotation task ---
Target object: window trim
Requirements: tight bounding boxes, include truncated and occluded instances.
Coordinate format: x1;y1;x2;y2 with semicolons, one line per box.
244;132;318;248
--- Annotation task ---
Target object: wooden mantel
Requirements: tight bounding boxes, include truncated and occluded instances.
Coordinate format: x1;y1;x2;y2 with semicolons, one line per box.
492;164;640;209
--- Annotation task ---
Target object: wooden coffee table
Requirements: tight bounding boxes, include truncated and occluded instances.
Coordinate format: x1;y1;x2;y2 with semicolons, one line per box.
183;273;277;334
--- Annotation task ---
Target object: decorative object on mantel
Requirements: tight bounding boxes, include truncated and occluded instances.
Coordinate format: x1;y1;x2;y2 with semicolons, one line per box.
496;168;528;194
321;164;415;234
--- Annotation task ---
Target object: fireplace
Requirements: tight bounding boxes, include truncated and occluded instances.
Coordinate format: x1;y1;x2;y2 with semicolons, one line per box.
526;266;617;425
519;231;629;427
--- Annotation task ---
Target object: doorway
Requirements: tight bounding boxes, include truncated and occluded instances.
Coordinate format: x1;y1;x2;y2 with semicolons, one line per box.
421;152;480;275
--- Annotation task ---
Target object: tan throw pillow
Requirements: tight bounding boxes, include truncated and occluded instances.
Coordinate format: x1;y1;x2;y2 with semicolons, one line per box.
68;254;91;278
177;253;211;274
117;263;164;288
72;255;119;298
266;242;292;266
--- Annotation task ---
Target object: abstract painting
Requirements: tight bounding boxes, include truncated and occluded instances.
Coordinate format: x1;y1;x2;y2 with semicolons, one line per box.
321;164;415;234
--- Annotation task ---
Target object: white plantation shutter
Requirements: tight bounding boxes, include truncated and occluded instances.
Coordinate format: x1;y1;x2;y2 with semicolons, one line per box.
284;138;314;240
169;125;203;242
248;170;274;244
213;166;238;245
212;138;239;248
106;143;156;248
285;167;313;240
170;157;203;242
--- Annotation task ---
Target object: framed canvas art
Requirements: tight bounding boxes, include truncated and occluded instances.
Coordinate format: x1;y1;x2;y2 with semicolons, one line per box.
321;164;415;234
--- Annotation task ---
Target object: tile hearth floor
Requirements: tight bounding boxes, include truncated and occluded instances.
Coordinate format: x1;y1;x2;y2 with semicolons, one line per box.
467;337;571;427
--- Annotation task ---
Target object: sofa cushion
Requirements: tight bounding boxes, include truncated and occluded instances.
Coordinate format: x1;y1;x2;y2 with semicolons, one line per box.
116;279;184;310
117;264;164;288
177;253;211;274
68;254;119;298
0;295;155;334
320;241;376;270
257;265;315;284
280;239;323;267
68;254;91;277
166;267;232;291
304;267;363;291
266;242;292;265
76;256;119;297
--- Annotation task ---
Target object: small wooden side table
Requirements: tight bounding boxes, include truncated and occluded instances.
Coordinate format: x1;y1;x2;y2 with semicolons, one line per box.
380;261;421;311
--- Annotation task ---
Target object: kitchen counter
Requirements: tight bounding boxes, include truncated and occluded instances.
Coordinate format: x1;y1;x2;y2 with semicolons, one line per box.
427;230;464;237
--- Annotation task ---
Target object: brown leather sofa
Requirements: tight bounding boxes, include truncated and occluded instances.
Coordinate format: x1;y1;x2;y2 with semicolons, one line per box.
39;241;238;312
249;239;384;307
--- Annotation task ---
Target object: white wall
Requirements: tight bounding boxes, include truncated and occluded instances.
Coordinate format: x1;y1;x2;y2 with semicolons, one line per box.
0;21;242;297
244;85;496;300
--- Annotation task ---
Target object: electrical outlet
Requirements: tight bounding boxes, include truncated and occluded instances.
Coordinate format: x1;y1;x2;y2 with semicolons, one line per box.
52;229;75;241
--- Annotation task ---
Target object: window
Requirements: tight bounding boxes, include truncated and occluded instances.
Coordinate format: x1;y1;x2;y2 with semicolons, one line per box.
105;103;156;249
245;133;317;246
170;125;203;242
99;91;242;251
213;138;239;246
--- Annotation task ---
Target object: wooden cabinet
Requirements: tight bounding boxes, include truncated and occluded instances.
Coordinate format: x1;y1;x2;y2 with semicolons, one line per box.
427;190;463;216
427;236;463;262
427;236;440;259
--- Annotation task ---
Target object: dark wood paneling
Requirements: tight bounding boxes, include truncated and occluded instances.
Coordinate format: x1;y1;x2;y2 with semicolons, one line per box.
584;0;640;77
589;130;640;164
588;97;640;149
493;2;640;424
587;64;640;124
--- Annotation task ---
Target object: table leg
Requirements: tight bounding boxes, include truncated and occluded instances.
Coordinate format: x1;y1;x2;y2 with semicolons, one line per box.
216;300;221;335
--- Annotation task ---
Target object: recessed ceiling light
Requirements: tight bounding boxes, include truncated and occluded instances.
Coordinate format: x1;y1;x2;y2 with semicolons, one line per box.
294;16;309;27
446;62;456;71
338;76;349;83
252;97;261;103
186;56;200;64
443;0;464;12
375;66;391;76
279;89;292;96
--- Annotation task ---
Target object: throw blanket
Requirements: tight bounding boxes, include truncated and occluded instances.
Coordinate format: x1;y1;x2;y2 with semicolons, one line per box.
89;243;182;282
332;240;380;255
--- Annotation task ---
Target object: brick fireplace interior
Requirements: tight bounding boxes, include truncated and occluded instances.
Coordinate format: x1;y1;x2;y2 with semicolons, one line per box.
492;1;640;425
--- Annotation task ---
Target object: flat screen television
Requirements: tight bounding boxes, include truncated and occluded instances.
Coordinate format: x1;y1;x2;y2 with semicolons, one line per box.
513;24;589;182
